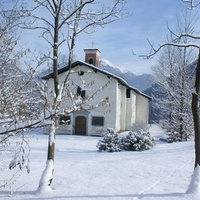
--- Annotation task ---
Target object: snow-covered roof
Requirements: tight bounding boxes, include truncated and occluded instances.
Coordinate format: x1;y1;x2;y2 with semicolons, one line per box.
42;60;152;100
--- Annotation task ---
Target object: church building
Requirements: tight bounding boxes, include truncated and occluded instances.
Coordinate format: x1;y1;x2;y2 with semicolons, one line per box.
42;49;151;136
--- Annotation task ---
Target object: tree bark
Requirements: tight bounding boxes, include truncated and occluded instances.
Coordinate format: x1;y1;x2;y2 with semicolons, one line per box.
38;6;60;190
38;122;55;192
53;3;60;99
192;51;200;168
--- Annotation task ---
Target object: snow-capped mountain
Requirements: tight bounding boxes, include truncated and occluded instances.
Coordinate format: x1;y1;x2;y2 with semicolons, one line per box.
99;59;155;92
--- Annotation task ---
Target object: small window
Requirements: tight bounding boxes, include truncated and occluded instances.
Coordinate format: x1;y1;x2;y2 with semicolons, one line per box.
77;86;85;98
89;58;94;65
59;115;71;125
77;86;81;96
92;116;104;126
81;90;85;98
78;71;84;76
126;88;131;98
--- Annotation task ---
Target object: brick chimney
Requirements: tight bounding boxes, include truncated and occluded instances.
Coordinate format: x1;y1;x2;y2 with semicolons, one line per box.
84;48;101;67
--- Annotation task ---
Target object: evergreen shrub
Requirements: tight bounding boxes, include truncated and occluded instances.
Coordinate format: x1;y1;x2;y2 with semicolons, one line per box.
121;130;156;151
97;128;156;152
96;128;121;152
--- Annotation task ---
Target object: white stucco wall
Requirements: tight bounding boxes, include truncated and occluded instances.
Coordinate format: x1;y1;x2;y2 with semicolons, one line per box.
115;84;128;132
120;85;126;131
115;84;138;132
46;65;119;135
135;93;149;125
131;92;136;125
45;64;149;135
116;84;121;132
125;91;136;130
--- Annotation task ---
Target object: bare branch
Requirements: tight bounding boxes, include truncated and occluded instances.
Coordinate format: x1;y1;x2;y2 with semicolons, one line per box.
182;0;200;9
142;40;200;59
0;113;54;136
58;0;95;30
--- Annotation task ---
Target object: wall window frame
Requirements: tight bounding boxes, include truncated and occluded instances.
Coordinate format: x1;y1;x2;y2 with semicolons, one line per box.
126;88;131;98
59;115;71;125
91;116;104;126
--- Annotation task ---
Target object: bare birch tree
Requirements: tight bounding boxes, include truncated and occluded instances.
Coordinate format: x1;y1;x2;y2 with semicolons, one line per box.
151;12;196;142
139;0;200;181
133;0;200;193
0;0;48;135
23;0;128;191
0;0;46;188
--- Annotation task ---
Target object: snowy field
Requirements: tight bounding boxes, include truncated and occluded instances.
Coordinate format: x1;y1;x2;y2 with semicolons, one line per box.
0;125;199;200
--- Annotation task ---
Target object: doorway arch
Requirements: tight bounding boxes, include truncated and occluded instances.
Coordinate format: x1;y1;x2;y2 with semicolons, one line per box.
75;116;87;135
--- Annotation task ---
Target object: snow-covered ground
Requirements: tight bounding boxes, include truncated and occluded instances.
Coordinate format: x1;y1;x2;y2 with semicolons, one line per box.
0;125;199;200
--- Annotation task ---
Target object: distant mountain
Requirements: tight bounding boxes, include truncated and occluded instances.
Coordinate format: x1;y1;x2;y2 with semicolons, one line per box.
143;83;166;123
99;59;155;91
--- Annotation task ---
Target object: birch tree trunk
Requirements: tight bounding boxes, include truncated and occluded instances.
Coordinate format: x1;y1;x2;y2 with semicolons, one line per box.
37;122;56;192
192;51;200;168
37;12;60;193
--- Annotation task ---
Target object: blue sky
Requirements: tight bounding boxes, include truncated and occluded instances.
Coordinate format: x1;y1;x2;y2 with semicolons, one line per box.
72;0;199;74
22;0;200;75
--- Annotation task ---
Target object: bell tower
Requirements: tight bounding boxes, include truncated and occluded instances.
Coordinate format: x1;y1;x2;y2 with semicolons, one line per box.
84;48;101;67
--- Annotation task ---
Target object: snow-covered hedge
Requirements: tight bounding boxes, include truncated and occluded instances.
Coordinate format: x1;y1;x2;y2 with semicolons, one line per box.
96;128;121;152
97;128;156;152
121;131;156;151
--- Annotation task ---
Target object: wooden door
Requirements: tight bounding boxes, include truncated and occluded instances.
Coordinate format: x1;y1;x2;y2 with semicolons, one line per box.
75;116;86;135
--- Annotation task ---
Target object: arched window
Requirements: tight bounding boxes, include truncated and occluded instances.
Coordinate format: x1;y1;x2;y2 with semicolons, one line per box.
89;58;94;65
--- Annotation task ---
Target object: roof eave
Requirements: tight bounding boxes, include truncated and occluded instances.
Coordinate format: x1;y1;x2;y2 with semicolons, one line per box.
41;60;152;100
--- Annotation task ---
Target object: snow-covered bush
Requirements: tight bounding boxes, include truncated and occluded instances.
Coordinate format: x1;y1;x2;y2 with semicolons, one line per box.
167;131;181;143
97;128;156;152
121;130;156;151
96;128;121;152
